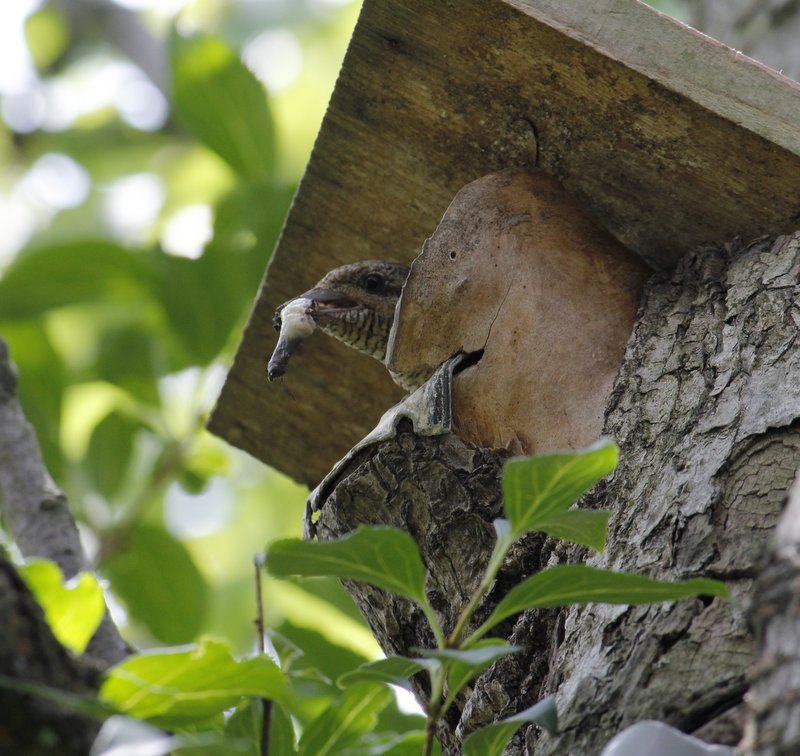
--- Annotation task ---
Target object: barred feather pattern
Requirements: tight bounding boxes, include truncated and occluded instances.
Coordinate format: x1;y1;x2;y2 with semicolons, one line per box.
318;307;391;361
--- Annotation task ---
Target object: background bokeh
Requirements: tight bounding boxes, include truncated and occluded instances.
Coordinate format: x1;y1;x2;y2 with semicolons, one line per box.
0;0;382;668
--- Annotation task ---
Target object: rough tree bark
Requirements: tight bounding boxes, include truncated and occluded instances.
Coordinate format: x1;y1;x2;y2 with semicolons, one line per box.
311;231;800;754
0;339;128;667
0;338;125;753
744;469;800;754
0;551;101;755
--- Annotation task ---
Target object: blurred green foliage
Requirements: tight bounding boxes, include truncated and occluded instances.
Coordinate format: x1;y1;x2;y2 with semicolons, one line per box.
0;0;401;729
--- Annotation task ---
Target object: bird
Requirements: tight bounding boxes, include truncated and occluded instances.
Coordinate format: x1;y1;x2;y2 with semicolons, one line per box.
268;260;425;390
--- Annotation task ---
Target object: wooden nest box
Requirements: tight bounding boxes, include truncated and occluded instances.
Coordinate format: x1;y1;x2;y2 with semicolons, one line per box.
209;0;800;486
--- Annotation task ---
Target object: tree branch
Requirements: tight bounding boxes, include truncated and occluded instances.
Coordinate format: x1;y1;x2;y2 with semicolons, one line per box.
0;337;129;666
0;550;102;754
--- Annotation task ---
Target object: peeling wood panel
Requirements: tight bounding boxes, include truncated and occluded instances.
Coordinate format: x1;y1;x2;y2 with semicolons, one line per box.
209;0;800;485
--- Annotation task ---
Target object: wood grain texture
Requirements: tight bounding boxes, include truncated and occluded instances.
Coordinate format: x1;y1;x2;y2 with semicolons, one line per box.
210;0;800;484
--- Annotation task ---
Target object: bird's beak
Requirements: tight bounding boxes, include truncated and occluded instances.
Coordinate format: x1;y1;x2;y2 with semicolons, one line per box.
273;289;359;332
296;288;358;314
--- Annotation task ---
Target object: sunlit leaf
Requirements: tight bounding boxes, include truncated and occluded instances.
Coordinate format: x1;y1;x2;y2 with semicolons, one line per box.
265;527;428;607
297;683;393;756
482;565;730;633
462;697;558;755
19;560;104;654
502;439;618;537
533;510;611;552
100;638;287;727
102;524;208;644
172;35;275;181
25;6;70;70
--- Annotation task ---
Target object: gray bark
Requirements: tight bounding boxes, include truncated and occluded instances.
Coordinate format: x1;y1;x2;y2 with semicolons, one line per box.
312;232;800;754
743;470;800;754
0;338;129;667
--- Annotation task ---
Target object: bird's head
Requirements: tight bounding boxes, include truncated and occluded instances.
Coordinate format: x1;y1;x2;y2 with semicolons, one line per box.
275;260;409;362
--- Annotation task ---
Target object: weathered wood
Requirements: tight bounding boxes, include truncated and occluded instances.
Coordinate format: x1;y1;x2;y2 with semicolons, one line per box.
210;0;800;485
311;232;800;753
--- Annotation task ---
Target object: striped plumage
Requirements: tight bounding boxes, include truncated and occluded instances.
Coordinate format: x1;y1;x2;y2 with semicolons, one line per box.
301;260;407;362
274;260;425;388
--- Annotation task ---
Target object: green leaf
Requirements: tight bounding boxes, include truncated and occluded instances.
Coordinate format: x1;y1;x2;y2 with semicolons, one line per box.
462;697;558;755
337;656;432;693
0;321;66;480
268;702;298;755
172;35;275;181
100;638;287;727
502;439;618;537
222;700;262;756
152;252;227;365
0;674;112;719
0;241;153;319
342;731;433;755
19;560;104;654
297;683;393;756
220;699;297;756
418;643;522;712
482;565;730;633
97;323;162;403
102;524;208;644
533;510;611;552
86;411;142;500
265;527;428;607
153;183;292;366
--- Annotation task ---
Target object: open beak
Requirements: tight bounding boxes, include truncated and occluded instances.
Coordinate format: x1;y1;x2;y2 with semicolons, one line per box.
273;289;359;332
299;288;358;314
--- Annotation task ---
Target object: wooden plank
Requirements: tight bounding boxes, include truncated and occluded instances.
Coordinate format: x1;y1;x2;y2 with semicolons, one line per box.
209;0;800;486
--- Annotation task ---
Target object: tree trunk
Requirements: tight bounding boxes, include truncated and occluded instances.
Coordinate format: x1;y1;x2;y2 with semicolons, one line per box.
311;231;800;753
743;468;800;754
0;550;101;755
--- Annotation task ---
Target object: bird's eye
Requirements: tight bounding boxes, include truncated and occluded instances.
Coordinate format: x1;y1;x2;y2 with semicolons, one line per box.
363;273;384;293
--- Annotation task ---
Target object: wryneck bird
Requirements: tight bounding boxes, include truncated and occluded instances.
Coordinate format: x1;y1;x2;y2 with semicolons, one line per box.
269;260;429;391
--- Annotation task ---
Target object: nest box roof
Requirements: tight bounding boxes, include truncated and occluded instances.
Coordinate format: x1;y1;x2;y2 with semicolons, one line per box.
209;0;800;486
